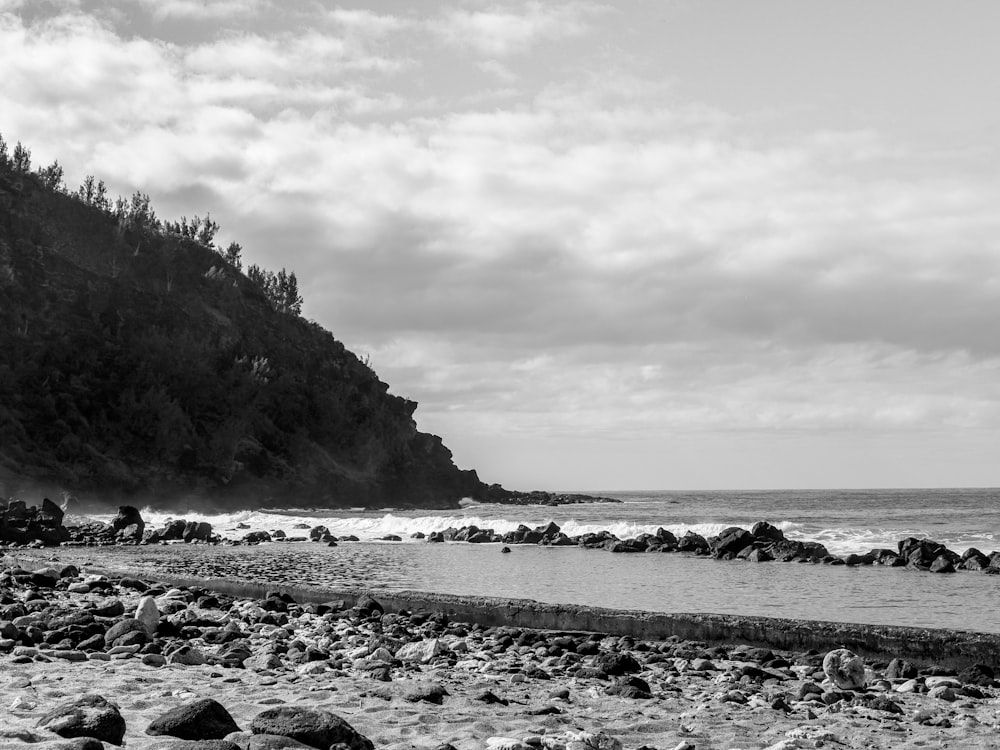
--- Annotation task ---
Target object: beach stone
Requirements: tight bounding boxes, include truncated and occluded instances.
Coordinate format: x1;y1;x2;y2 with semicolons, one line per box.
250;707;373;750
135;596;160;636
885;658;918;679
146;698;241;740
142;741;241;750
564;731;622;750
395;638;446;663
486;738;531;750
167;645;208;666
36;694;126;746
403;682;449;704
104;618;146;647
593;651;640;675
226;732;315;750
39;738;106;750
822;648;867;690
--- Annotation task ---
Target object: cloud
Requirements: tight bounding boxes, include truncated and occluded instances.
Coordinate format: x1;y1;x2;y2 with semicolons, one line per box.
435;1;606;56
122;0;266;21
1;0;998;471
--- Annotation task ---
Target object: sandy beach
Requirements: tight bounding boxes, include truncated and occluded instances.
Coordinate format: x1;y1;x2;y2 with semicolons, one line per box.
3;554;1000;750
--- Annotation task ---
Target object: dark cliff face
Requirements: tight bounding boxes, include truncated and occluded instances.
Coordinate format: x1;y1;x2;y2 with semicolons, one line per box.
0;167;483;510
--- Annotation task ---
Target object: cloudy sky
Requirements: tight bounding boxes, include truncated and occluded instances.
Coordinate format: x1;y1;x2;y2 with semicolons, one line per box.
3;0;999;491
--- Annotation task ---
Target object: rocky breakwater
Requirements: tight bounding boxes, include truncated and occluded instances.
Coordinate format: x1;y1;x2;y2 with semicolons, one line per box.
63;506;217;546
3;560;1000;749
409;519;1000;577
0;498;70;547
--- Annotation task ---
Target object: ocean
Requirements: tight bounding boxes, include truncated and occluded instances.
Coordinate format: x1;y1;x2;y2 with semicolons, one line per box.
70;488;1000;633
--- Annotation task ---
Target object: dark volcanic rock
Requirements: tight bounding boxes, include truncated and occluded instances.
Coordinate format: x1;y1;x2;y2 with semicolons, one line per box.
751;521;784;542
593;651;641;675
36;694;126;745
111;506;145;539
146;698;242;740
250;707;373;750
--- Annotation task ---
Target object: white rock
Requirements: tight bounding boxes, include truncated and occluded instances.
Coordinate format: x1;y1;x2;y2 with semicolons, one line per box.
486;737;532;750
395;638;447;664
297;661;328;675
134;595;159;636
925;676;961;690
564;731;622;750
822;648;867;690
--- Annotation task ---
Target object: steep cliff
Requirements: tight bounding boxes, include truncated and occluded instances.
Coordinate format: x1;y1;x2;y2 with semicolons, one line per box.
0;162;484;510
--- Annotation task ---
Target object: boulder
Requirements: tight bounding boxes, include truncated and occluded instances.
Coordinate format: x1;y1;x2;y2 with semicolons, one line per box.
242;531;272;544
750;521;784;542
146;698;242;740
39;497;65;527
250;707;373;750
822;648;867;691
183;521;213;543
160;520;188;540
395;638;447;664
36;694;126;745
593;651;641;675
111;506;145;538
677;531;709;553
104;618;147;648
711;527;753;557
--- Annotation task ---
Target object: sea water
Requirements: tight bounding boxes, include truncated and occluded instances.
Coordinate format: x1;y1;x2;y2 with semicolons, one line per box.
76;488;1000;633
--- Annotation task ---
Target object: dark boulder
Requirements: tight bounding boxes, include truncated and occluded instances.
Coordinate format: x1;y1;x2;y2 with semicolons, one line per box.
610;538;647;553
677;531;709;553
250;707;373;750
146;698;241;740
111;506;145;539
36;694;126;745
183;521;213;543
160;520;188;540
242;531;272;544
39;497;65;527
711;527;753;557
593;651;641;675
750;521;784;542
929;555;956;573
104;618;148;647
654;527;678;548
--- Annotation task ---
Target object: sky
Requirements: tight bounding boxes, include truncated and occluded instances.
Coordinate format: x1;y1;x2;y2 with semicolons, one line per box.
2;0;999;491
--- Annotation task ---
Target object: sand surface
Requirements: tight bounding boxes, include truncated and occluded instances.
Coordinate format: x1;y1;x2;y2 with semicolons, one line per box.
3;560;1000;750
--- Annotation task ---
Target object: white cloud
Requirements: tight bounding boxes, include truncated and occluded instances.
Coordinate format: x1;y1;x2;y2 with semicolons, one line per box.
124;0;266;21
2;0;999;489
436;1;605;56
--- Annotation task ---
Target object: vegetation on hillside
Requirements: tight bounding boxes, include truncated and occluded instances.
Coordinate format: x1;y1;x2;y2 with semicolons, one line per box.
0;132;483;509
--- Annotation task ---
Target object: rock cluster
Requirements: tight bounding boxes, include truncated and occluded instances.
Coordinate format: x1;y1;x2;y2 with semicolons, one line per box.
58;506;217;547
0;498;70;546
408;520;1000;576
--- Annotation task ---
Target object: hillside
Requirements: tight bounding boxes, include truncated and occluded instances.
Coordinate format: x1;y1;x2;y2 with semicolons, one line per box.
0;149;486;510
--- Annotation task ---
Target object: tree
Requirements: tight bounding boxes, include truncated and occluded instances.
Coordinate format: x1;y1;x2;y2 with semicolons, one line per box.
37;160;65;192
223;241;242;270
275;269;303;315
12;142;31;173
246;264;304;316
0;133;9;169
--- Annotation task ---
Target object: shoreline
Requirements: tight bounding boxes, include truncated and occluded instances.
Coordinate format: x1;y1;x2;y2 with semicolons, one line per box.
3;556;1000;750
13;554;1000;669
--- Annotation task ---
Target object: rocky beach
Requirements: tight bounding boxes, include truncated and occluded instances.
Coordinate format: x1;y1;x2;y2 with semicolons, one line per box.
3;551;1000;750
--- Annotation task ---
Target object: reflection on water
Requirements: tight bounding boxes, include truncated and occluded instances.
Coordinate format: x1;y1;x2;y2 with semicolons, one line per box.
39;541;1000;633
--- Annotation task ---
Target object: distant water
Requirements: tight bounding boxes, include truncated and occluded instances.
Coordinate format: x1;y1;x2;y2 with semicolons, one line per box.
74;488;1000;633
